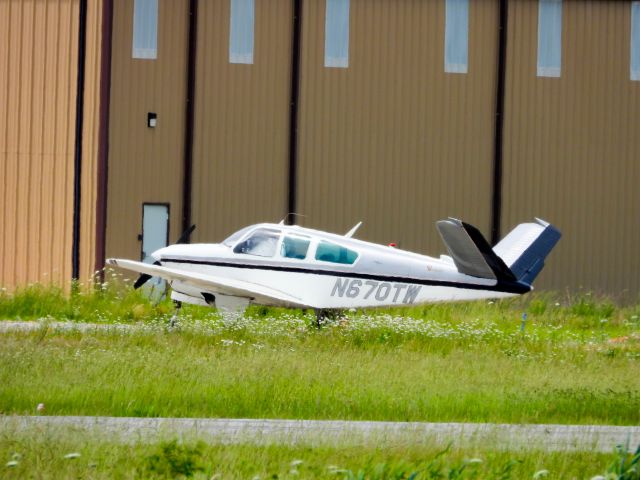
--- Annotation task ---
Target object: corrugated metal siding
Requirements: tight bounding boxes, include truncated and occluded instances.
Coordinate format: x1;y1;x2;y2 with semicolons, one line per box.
106;0;188;260
191;0;292;243
0;0;79;288
502;0;640;294
297;0;498;256
79;0;103;283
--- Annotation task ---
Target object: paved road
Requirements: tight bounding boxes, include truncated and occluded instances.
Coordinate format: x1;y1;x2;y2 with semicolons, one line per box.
0;320;137;333
2;416;639;452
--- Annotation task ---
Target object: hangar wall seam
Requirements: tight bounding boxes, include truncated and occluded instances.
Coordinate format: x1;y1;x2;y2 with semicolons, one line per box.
72;0;88;281
181;0;198;235
287;0;303;223
95;0;113;278
491;0;509;245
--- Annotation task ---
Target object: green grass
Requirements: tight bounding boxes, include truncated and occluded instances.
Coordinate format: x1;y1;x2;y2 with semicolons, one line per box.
1;298;638;424
0;276;176;322
2;273;639;330
2;429;636;479
1;283;639;476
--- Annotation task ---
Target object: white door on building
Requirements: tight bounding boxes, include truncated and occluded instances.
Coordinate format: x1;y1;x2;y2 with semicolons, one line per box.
141;204;169;300
142;204;169;262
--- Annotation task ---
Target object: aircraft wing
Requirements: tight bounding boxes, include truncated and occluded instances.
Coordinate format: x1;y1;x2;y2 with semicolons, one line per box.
106;258;307;308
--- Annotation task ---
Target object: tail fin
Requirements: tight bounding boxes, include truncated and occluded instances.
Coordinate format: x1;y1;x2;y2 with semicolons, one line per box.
436;218;560;287
493;218;561;285
436;219;516;282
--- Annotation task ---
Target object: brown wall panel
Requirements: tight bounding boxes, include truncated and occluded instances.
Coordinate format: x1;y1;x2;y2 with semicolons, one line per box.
0;0;79;288
297;0;498;256
502;0;640;294
106;0;189;260
191;0;292;243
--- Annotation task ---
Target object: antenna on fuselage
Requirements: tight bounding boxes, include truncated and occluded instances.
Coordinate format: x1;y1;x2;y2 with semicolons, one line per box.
345;221;363;238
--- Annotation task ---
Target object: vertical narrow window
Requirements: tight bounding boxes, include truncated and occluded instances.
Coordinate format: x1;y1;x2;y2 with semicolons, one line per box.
229;0;255;64
445;0;469;74
631;2;640;80
537;0;562;77
132;0;158;59
324;0;350;68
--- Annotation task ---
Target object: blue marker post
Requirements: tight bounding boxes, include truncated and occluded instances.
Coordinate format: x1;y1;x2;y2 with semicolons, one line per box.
520;312;528;333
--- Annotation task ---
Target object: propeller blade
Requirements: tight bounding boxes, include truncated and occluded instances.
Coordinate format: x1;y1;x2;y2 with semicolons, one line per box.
132;225;195;290
176;224;196;244
133;260;162;289
133;273;152;289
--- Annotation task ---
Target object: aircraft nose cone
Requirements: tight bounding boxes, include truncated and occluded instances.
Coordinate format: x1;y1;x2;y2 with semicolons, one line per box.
150;245;171;261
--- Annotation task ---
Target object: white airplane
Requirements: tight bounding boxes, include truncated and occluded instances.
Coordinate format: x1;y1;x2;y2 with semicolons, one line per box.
107;218;560;316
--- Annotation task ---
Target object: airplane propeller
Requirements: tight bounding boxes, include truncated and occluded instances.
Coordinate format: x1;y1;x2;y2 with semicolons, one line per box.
133;224;196;290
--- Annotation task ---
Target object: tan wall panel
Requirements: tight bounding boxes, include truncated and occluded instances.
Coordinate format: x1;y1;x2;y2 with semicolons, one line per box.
297;0;498;256
191;0;291;243
106;0;189;260
502;0;640;294
0;0;79;288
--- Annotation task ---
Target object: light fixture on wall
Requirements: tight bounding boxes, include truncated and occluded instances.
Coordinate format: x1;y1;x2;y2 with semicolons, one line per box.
147;112;157;128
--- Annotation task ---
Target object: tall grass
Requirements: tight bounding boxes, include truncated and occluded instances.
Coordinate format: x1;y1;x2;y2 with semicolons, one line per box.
1;282;639;422
1;275;639;330
1;283;639;476
1;316;638;424
0;279;174;322
0;429;627;479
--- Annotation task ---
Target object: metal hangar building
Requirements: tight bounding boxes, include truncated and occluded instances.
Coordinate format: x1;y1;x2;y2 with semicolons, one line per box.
1;0;639;296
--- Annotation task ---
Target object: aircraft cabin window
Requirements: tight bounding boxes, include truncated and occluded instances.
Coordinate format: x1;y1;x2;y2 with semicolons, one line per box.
281;236;310;260
233;229;280;257
315;241;358;265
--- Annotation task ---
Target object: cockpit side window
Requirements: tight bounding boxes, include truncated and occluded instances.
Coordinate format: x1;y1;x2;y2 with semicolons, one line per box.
280;236;310;260
315;241;358;265
233;229;280;257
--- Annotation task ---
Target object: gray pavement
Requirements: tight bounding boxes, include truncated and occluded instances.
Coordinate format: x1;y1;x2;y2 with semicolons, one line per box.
0;320;135;333
2;416;639;452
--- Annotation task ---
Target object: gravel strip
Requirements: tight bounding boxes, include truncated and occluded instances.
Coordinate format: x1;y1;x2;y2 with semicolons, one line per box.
2;416;638;452
0;320;140;333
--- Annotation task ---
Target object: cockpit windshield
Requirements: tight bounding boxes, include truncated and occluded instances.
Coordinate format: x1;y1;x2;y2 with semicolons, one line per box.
233;228;281;257
222;226;255;247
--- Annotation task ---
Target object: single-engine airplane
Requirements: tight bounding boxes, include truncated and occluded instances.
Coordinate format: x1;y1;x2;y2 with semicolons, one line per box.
107;218;560;316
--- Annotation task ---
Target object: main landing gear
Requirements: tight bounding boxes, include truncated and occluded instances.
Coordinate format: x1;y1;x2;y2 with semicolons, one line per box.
169;300;182;328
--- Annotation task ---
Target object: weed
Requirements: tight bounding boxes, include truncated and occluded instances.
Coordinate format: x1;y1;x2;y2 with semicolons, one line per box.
593;444;640;480
143;440;207;478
